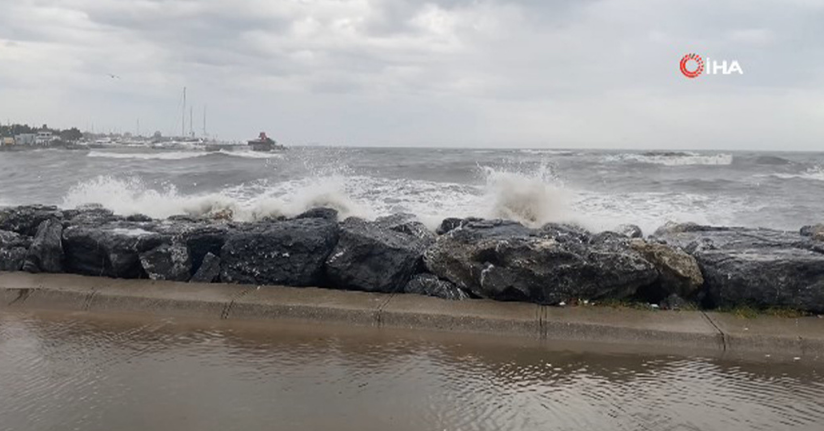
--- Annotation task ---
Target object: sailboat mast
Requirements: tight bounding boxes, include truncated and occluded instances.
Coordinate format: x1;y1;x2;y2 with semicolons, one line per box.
202;105;207;137
189;106;193;137
182;87;187;137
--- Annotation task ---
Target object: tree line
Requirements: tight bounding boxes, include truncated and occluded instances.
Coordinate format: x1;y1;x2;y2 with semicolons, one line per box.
0;124;83;142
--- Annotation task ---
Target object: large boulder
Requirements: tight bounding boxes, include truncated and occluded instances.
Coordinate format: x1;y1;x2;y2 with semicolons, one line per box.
630;239;703;299
0;230;31;271
180;224;230;272
436;217;484;235
295;207;339;221
653;223;824;311
63;205;121;226
614;224;643;239
325;218;431;293
375;213;436;244
23;219;64;273
190;252;221;283
0;205;63;236
404;273;469;300
62;222;168;278
220;218;338;286
140;243;192;281
801;224;824;241
424;220;657;304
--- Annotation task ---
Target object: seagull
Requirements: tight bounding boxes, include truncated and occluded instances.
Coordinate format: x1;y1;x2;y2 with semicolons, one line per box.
107;74;121;79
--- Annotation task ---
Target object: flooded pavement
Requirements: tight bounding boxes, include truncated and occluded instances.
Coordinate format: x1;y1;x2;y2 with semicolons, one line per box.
1;311;823;431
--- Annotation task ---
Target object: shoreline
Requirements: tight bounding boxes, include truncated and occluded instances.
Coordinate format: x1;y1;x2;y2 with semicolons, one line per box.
3;272;823;361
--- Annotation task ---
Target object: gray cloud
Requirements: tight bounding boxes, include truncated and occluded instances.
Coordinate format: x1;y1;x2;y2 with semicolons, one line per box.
0;0;822;149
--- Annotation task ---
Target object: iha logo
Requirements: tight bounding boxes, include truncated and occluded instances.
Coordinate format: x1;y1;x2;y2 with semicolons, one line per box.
680;53;743;79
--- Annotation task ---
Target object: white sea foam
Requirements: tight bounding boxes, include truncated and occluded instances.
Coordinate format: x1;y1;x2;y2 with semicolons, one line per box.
61;175;370;222
765;166;824;182
60;160;747;235
480;164;571;227
607;152;733;166
519;149;576;156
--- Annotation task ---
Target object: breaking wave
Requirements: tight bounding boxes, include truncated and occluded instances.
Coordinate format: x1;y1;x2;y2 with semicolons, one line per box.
481;164;570;227
59;162;573;230
765;166;824;182
607;152;733;166
61;175;369;222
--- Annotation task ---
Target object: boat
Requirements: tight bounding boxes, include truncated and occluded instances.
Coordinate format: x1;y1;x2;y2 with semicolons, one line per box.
247;132;284;152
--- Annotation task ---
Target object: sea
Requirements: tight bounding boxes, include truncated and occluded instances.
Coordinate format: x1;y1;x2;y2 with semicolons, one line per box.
0;147;822;235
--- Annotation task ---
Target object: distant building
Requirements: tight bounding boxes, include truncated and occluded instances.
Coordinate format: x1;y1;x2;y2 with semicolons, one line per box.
14;133;36;146
35;131;54;145
1;137;14;146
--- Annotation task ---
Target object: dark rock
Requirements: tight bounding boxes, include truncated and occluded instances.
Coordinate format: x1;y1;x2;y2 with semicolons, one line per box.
801;224;824;241
375;213;436;244
424;220;657;304
660;293;688;310
190;252;221;283
325;218;431;293
0;230;30;271
630;239;703;299
23;219;64;273
404;273;469;300
63;206;121;226
614;224;643;239
296;207;339;221
140;243;192;281
653;223;824;311
0;205;63;236
541;222;591;244
126;214;154;222
62;222;168;278
436;217;484;235
220;218;338;286
167;214;203;223
182;224;230;272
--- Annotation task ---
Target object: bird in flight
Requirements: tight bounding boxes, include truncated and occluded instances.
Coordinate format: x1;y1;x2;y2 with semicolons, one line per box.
107;74;121;79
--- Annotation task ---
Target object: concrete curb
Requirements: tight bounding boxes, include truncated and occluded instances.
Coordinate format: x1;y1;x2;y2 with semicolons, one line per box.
2;272;823;358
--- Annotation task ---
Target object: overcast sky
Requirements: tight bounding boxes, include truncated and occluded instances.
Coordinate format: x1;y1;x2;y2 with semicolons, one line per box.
1;0;822;149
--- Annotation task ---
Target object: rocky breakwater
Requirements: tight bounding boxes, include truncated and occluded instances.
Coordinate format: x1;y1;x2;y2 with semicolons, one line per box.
1;204;823;312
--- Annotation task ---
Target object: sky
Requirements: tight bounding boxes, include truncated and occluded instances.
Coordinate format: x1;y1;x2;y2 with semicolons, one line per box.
0;0;823;149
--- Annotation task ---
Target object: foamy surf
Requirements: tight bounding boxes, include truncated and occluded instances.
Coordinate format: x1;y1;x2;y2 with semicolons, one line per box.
607;152;733;166
59;163;575;231
764;166;824;182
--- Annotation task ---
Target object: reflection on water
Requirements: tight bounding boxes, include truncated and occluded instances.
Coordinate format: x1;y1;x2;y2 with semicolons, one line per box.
1;311;823;431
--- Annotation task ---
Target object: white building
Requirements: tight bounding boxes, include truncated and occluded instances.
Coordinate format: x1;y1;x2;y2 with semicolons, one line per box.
35;131;54;145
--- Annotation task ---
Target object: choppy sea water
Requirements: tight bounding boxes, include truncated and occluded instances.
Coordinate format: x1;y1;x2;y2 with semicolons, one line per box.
1;147;822;233
1;311;823;431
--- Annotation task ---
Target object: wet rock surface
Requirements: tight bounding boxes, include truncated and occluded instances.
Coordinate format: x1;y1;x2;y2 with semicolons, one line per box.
325;218;430;293
0;230;30;271
140;243;192;281
220;218;339;286
0;205;64;236
2;204;824;312
425;220;657;304
653;224;824;312
630;239;703;300
404;273;469;300
23;219;64;273
190;252;221;283
62;222;169;278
